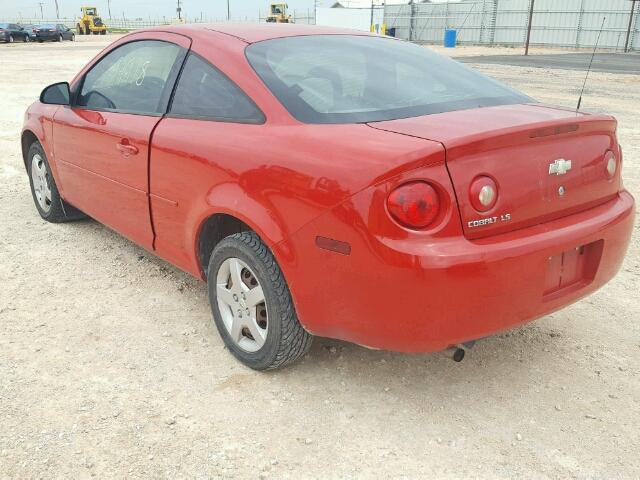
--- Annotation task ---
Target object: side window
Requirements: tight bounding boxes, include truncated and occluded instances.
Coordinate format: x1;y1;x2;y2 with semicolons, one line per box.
170;54;264;123
78;40;183;114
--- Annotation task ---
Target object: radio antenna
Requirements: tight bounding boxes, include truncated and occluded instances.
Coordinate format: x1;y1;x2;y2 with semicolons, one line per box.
577;16;606;110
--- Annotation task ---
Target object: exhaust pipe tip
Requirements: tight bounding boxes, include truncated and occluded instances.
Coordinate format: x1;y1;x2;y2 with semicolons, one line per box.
446;341;476;362
452;347;465;362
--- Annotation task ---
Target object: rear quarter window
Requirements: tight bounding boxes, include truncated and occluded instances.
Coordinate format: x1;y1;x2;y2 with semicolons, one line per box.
169;53;264;124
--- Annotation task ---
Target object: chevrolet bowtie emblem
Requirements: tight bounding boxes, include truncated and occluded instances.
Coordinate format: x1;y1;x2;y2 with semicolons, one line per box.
549;159;572;176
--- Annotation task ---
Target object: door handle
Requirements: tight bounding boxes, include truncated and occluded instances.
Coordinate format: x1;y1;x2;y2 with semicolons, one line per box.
116;140;139;157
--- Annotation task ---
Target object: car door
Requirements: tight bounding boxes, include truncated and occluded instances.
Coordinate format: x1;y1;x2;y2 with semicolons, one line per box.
10;24;21;40
52;34;190;249
58;24;70;40
149;52;266;273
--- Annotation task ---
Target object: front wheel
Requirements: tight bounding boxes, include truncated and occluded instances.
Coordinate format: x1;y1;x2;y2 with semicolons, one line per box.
27;142;86;223
8;34;14;43
24;35;30;42
208;232;312;370
58;34;63;42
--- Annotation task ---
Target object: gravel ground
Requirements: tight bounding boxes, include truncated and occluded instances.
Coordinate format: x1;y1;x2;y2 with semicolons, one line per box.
0;38;639;479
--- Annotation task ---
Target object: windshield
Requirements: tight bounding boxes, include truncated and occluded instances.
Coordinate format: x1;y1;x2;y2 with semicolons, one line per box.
246;35;532;124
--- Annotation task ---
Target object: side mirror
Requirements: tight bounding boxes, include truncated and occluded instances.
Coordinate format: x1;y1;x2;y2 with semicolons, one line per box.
40;82;71;105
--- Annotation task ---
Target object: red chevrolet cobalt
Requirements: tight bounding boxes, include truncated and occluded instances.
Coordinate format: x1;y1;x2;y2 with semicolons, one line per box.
22;24;634;369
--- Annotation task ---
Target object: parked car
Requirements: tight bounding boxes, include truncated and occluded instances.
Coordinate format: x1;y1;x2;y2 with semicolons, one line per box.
0;23;30;43
35;24;75;42
21;24;38;41
21;25;635;370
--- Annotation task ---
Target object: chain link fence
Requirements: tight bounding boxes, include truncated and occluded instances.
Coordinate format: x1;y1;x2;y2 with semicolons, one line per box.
384;0;639;52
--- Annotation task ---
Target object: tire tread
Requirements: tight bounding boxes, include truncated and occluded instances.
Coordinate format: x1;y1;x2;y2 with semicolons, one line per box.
209;231;312;370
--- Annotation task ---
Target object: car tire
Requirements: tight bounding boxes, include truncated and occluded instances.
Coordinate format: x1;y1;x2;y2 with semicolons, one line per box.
70;34;75;41
8;34;14;43
58;34;63;42
208;231;313;370
27;142;86;223
24;34;30;42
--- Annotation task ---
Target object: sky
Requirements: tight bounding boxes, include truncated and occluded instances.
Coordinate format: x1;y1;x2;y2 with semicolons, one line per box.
0;0;450;23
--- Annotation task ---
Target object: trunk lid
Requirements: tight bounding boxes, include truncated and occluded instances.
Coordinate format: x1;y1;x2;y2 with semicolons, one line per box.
370;104;621;239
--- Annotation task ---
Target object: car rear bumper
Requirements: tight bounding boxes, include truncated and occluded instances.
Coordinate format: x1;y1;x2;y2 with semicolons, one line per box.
36;33;58;40
278;190;635;352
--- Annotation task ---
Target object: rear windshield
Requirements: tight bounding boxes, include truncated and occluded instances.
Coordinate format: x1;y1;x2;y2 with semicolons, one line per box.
246;35;532;124
40;24;56;28
0;24;9;29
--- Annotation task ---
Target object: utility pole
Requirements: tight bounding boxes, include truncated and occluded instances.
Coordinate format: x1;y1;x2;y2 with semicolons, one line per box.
54;0;59;18
370;0;374;32
107;0;112;19
624;0;637;53
227;0;230;21
524;0;535;55
176;0;182;20
38;2;44;19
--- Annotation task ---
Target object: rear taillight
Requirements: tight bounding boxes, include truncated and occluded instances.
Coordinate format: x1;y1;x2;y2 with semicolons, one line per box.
605;150;617;178
469;176;498;212
387;181;440;229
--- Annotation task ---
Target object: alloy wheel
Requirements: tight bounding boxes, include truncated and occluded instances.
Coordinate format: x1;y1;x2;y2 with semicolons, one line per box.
31;154;52;213
216;257;268;352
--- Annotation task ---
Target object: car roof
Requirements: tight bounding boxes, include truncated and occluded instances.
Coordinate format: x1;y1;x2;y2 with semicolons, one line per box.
145;23;376;44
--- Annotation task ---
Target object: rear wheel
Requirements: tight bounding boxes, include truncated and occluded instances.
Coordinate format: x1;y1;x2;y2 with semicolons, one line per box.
208;232;312;370
27;142;86;223
58;34;63;42
24;34;29;42
8;34;14;43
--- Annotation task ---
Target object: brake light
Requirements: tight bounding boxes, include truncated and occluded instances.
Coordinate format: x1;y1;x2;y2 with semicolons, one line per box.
605;150;617;178
387;181;440;229
469;176;498;212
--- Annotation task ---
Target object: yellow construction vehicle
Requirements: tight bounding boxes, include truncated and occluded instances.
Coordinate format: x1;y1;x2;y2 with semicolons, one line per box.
266;3;293;23
76;6;107;35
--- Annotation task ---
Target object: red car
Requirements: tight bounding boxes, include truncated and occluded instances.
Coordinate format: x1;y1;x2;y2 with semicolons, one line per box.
22;24;634;370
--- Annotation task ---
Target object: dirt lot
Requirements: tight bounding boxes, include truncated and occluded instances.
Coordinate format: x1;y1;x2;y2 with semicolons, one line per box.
0;37;639;479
